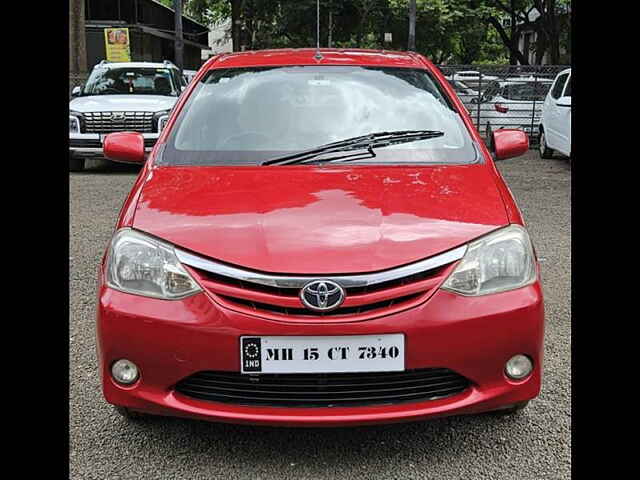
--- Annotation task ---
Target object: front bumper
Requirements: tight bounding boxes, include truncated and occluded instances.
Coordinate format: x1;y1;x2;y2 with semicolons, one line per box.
70;133;158;159
97;276;545;427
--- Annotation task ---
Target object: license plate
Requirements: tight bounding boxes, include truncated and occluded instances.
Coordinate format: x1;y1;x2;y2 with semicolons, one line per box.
240;334;405;374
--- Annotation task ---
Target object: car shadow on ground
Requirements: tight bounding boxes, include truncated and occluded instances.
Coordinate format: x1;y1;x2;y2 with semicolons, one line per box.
116;409;532;471
71;158;142;175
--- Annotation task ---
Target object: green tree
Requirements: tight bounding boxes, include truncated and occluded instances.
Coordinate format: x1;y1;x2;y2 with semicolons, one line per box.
178;0;568;64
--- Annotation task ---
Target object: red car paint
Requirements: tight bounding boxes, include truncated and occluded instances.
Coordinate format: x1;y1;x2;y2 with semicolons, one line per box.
97;49;544;426
103;132;145;164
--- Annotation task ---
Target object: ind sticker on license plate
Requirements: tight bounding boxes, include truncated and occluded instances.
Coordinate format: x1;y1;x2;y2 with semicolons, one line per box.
240;334;405;374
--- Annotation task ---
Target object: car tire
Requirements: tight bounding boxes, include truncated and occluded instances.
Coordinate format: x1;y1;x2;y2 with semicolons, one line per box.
69;155;85;172
490;400;530;416
113;406;147;421
538;129;554;159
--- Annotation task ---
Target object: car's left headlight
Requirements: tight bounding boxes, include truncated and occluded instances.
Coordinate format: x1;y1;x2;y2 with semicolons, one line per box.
69;112;80;133
106;228;202;300
442;225;536;296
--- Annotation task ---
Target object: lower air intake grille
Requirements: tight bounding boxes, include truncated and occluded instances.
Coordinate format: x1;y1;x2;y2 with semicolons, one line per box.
175;368;470;408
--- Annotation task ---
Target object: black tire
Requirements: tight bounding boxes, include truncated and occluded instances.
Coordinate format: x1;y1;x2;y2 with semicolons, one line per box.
538;129;554;159
69;155;85;172
113;405;147;421
490;400;530;416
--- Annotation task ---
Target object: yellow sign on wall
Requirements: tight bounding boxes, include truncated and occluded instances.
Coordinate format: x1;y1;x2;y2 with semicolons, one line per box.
104;28;131;62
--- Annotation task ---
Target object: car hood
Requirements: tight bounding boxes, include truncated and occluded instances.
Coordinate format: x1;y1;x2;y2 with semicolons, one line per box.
132;164;508;274
69;95;177;113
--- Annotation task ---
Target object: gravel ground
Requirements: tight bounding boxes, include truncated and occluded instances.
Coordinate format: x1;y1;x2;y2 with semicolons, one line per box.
69;152;571;479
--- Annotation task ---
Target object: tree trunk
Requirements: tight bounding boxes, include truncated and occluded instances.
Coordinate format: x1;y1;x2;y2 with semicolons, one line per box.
408;0;416;51
69;0;87;74
487;16;529;65
532;0;560;64
231;0;242;52
547;0;560;63
509;0;516;64
174;0;184;73
378;0;390;48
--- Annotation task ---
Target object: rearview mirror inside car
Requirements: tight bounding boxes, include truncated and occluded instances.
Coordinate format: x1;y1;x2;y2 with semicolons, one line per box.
103;132;146;164
490;129;529;160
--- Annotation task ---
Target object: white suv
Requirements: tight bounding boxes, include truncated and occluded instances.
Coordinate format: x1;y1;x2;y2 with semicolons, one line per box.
539;68;571;158
69;60;185;171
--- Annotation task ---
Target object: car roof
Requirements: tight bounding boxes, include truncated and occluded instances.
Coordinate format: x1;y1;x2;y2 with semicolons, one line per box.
204;48;429;69
94;61;178;70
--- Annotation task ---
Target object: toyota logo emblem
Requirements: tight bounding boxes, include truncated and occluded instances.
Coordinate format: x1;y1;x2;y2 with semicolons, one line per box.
300;280;345;312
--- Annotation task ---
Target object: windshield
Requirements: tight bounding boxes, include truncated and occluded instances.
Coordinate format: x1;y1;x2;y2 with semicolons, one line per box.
161;65;478;166
83;67;180;96
502;82;551;101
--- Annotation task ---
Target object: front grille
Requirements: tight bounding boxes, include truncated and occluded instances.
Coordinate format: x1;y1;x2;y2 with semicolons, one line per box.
188;262;453;320
82;111;154;133
175;368;471;408
219;292;423;317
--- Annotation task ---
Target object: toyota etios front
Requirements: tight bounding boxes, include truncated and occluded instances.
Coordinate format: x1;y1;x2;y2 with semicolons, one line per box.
97;49;544;427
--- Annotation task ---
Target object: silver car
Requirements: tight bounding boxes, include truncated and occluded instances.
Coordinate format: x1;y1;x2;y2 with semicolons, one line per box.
469;78;553;142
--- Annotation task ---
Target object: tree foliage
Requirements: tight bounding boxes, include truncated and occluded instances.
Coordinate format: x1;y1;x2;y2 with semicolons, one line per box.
176;0;569;64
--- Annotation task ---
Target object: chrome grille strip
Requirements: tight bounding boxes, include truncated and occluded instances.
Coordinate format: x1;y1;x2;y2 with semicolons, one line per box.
175;245;466;289
83;111;154;133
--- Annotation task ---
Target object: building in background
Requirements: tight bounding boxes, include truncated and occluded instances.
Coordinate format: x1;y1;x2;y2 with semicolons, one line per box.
82;0;209;70
201;19;233;60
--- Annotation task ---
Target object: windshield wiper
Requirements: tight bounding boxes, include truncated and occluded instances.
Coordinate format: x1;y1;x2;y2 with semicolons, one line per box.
261;130;444;166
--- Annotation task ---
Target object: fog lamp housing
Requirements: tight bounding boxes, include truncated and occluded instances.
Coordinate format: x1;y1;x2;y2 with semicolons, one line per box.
505;354;533;380
111;359;139;385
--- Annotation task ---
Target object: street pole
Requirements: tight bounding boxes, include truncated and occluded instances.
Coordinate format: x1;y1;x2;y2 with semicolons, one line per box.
408;0;416;51
174;0;184;74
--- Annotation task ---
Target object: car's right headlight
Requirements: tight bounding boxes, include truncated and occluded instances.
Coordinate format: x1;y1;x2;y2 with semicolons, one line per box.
106;228;202;300
441;224;537;296
153;109;171;133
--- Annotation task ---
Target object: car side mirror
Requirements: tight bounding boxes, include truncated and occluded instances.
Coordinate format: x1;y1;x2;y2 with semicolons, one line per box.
490;129;529;160
556;96;571;107
103;132;146;164
71;86;81;97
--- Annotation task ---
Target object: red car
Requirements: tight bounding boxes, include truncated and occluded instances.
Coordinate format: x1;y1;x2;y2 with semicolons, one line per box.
97;49;544;427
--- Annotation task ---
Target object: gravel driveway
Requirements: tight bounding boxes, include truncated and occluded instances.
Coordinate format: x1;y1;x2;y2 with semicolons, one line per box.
69;151;571;479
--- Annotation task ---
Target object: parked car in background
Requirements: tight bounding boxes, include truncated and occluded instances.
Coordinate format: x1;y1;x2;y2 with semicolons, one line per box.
447;79;480;105
97;48;543;427
446;70;498;92
69;60;182;172
472;77;553;142
182;69;198;84
539;68;571;158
